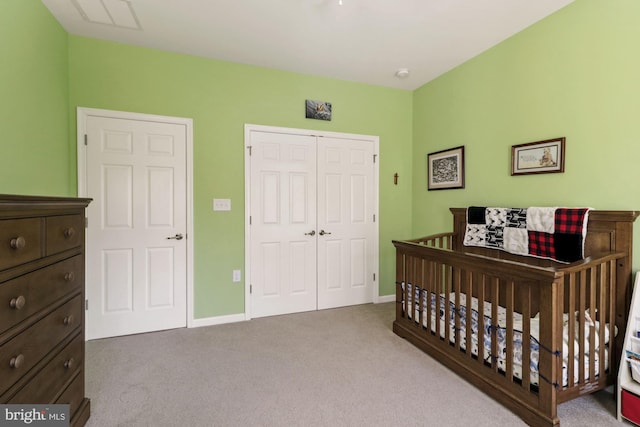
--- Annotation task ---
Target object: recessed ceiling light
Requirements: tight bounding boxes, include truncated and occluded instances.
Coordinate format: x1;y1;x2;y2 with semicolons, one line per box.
395;69;410;79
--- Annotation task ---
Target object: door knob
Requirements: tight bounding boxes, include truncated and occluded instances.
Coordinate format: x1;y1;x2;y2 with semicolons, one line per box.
319;230;332;236
304;230;316;236
166;233;184;240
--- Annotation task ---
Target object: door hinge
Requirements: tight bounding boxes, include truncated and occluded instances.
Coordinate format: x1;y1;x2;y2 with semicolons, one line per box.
247;146;252;155
373;154;377;163
373;273;376;281
250;284;253;294
249;216;252;225
373;214;376;222
85;217;88;228
85;299;88;310
84;134;88;146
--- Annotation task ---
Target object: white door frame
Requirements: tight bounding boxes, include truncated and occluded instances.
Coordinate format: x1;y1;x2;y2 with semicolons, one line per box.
77;107;195;328
244;123;380;320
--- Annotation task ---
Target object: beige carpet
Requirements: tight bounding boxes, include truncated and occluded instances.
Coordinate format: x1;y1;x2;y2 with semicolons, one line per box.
84;302;621;426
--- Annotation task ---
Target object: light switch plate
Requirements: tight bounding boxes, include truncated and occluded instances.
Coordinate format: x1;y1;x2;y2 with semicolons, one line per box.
213;198;231;211
232;270;241;282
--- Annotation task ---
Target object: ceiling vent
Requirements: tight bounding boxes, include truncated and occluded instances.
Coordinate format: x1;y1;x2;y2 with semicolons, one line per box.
71;0;141;30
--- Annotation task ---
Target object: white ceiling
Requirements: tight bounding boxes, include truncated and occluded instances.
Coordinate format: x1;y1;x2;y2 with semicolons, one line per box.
41;0;574;90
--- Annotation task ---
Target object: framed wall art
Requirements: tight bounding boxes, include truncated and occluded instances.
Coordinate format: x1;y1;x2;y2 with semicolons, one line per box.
427;146;465;190
511;137;565;175
305;99;332;121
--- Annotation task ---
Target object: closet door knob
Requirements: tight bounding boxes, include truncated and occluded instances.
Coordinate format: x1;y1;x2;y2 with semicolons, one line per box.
304;230;316;236
10;236;26;250
10;295;26;310
10;354;24;369
319;230;332;236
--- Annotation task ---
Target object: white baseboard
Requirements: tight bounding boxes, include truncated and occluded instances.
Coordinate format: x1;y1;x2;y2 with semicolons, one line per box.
189;313;246;328
376;294;395;303
189;297;395;327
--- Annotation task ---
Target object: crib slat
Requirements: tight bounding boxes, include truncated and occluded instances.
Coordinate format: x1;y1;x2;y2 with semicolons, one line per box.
421;258;427;331
521;284;531;391
578;270;587;384
415;258;422;331
465;272;473;360
397;251;405;320
424;261;429;326
444;264;451;345
506;279;514;383
434;261;440;335
477;275;486;366
589;267;597;383
454;269;462;351
597;263;606;383
491;276;499;374
435;261;442;339
608;260;616;378
420;258;425;327
407;256;419;328
418;257;424;329
567;273;576;388
557;276;565;390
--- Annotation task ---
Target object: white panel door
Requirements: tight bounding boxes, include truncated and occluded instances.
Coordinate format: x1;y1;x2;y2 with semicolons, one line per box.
250;131;318;318
85;116;187;339
317;137;375;309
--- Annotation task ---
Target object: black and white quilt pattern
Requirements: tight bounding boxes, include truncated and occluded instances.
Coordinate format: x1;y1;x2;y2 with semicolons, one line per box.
463;206;590;263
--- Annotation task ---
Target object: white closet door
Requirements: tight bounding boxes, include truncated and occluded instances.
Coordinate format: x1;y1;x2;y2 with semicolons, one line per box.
317;137;375;309
247;127;377;318
249;131;318;318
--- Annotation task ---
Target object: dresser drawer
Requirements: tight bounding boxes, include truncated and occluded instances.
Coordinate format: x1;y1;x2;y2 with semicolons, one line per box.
56;369;84;420
0;295;82;396
0;218;42;270
9;333;83;404
0;256;82;334
46;215;83;256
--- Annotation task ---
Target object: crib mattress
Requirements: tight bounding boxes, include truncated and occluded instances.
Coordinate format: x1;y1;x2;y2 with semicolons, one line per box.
403;284;612;388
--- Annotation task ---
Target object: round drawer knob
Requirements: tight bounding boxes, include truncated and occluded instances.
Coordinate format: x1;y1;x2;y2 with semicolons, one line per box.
10;236;26;250
10;295;26;310
64;357;75;370
64;272;75;282
10;354;24;369
63;315;75;326
64;227;75;238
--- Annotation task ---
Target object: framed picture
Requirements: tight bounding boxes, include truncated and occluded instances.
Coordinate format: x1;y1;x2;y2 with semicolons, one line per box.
427;146;465;190
511;137;565;175
305;99;332;121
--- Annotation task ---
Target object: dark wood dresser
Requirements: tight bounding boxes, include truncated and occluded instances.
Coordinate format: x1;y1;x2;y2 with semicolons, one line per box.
0;195;91;427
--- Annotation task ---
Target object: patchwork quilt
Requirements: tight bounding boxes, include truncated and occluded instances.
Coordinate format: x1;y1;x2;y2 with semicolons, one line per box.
463;206;591;263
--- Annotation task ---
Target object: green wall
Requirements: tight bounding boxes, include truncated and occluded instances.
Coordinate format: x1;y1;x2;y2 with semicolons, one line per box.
412;0;640;268
68;37;413;318
7;0;640;321
0;0;70;195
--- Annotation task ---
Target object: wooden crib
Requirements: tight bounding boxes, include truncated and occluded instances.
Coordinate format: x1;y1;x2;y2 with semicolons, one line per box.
393;208;639;427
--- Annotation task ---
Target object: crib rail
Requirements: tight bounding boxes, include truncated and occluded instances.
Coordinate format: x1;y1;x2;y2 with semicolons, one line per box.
393;237;624;426
406;232;454;249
